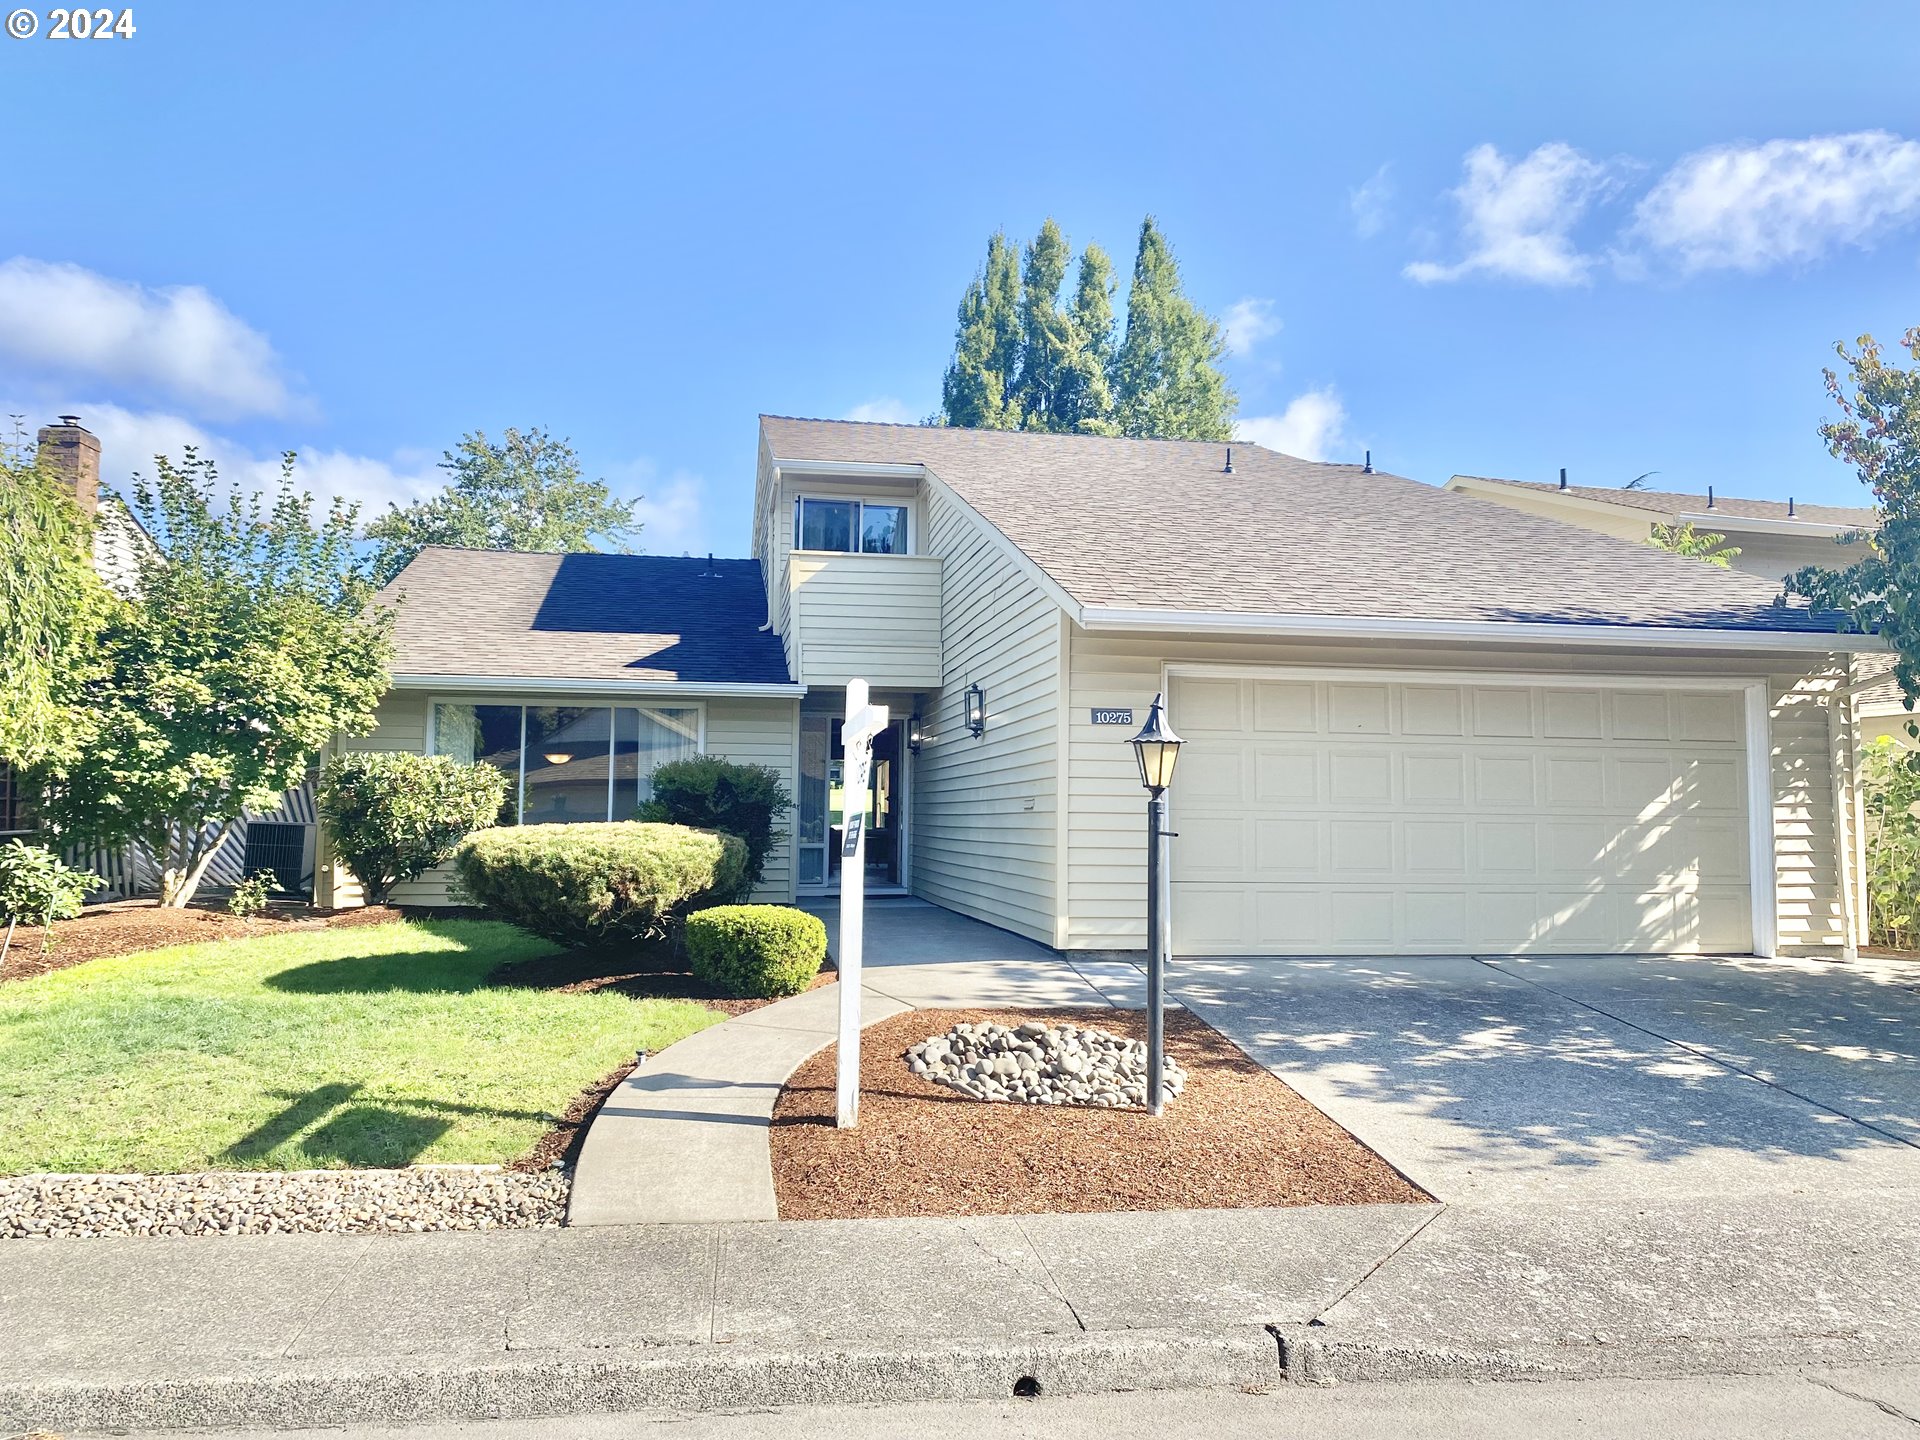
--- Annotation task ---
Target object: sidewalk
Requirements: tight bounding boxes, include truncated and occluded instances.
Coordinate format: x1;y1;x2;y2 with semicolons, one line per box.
7;1183;1920;1433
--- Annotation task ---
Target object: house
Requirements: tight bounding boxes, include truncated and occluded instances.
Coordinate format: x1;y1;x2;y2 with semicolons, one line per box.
328;416;1881;962
3;417;320;900
1442;472;1875;583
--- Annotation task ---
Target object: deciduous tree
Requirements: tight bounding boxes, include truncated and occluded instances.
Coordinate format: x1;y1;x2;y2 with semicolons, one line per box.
41;450;393;907
366;427;641;586
938;232;1024;431
1111;217;1236;441
1647;521;1739;567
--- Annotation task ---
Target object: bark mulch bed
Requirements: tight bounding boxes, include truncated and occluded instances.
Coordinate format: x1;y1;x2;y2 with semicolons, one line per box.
0;900;418;983
490;945;835;1019
772;1006;1427;1220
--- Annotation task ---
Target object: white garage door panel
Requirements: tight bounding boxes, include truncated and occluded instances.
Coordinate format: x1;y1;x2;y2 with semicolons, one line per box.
1170;676;1752;955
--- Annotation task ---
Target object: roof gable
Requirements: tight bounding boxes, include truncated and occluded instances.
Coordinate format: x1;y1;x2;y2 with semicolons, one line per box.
762;417;1843;636
1452;474;1877;530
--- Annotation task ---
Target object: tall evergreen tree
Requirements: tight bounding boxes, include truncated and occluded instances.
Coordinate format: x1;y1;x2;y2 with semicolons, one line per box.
1056;244;1119;435
938;232;1023;430
1012;219;1076;430
1110;217;1237;441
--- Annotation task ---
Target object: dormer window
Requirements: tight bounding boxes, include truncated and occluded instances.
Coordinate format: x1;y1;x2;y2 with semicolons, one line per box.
796;497;909;555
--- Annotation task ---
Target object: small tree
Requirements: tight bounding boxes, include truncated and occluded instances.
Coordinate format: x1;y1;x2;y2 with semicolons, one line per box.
1785;329;1920;698
1647;521;1740;567
39;450;393;908
317;751;508;905
365;427;642;586
637;755;793;897
0;424;114;769
0;841;97;964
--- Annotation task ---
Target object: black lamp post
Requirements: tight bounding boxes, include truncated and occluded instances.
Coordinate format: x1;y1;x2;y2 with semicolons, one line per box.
1128;691;1183;1117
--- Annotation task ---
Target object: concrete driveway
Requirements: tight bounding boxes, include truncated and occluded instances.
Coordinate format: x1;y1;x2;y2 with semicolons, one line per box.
1171;952;1920;1204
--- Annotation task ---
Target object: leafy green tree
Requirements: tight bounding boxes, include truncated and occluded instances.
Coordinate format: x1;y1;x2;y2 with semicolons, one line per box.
366;427;641;586
1012;220;1078;431
1057;244;1119;435
1111;217;1237;441
1647;521;1740;567
40;450;393;908
0;428;113;769
1785;329;1920;702
638;753;794;897
938;232;1024;431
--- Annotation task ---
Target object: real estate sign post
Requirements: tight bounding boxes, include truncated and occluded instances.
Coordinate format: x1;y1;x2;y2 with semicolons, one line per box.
837;679;889;1128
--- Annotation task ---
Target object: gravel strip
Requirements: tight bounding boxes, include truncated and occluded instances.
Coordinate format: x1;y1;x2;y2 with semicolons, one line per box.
0;1166;571;1239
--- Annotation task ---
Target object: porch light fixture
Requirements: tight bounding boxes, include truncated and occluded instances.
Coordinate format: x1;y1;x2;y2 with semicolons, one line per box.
964;683;986;738
908;713;924;754
542;751;573;766
1128;692;1184;1118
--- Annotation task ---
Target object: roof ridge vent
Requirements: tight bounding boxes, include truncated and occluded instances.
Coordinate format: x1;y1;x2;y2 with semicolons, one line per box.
1707;486;1715;510
699;552;720;577
1558;467;1568;491
1223;446;1234;474
1363;449;1373;474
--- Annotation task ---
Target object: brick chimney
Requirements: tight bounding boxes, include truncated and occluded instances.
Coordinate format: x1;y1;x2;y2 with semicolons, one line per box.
36;414;101;517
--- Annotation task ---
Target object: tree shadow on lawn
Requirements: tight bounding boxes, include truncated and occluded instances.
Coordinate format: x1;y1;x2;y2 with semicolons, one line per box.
1170;954;1920;1180
265;934;831;1016
221;1082;575;1168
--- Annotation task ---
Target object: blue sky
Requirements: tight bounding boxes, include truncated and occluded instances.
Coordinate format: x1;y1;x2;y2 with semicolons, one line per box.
2;1;1917;556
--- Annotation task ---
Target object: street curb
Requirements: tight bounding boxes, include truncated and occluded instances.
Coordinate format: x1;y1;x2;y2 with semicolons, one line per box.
0;1328;1281;1433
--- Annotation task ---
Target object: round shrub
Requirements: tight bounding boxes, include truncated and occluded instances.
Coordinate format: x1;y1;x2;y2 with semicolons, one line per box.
454;822;746;945
685;905;827;998
638;755;793;898
318;751;508;905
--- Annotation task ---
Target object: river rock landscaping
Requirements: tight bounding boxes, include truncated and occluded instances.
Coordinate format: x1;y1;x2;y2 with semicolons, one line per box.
907;1018;1188;1107
0;1167;570;1239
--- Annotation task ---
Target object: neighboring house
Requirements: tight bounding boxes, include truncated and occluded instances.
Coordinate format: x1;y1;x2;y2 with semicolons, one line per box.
2;418;319;900
1442;473;1875;583
327;417;1881;962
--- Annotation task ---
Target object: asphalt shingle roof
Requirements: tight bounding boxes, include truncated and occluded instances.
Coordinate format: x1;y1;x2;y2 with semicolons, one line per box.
1455;474;1878;530
380;548;793;687
764;417;1846;635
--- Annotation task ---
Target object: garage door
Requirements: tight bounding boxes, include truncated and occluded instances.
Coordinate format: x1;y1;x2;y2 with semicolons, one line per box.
1169;674;1753;955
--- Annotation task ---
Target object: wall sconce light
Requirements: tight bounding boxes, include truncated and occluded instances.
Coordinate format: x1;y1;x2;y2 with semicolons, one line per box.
543;751;573;766
964;683;986;738
908;714;923;754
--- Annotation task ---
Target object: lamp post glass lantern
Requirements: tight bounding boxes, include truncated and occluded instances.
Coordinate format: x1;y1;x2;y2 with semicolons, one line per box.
1128;693;1182;1117
964;683;986;737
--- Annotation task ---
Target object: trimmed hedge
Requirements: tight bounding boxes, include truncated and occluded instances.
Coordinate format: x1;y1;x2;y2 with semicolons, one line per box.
685;905;827;999
454;822;746;946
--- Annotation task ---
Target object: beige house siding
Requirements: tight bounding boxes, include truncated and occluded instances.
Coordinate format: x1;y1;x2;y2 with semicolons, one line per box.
1448;484;1651;544
789;553;943;688
908;484;1060;945
1064;630;1854;955
319;689;800;910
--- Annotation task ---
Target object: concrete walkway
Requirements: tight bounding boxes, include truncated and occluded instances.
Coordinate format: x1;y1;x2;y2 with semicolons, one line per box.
569;901;1151;1226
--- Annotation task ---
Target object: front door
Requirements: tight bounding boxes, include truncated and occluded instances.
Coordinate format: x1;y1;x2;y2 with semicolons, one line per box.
798;713;907;894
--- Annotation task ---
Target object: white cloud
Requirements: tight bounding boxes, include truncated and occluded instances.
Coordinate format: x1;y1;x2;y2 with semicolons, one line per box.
1235;388;1348;462
0;258;297;418
27;401;440;515
1221;298;1282;358
1628;130;1920;273
1404;142;1617;286
603;457;711;556
843;397;919;425
1350;164;1394;239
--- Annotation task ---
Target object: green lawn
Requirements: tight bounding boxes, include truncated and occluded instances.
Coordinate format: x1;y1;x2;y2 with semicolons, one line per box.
0;919;722;1173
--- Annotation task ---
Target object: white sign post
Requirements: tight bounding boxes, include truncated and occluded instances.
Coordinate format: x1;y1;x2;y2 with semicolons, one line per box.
836;678;889;1129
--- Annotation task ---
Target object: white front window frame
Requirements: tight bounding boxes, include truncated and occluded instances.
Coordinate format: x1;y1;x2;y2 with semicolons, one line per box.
792;494;913;556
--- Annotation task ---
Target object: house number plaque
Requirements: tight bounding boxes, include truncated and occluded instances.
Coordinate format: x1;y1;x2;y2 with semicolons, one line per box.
1090;707;1135;725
